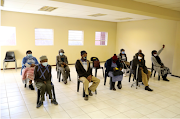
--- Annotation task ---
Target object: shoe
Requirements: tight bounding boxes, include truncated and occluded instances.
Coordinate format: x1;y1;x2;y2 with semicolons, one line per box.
163;79;169;81
51;99;58;105
29;84;34;90
117;84;122;89
145;86;153;91
88;88;93;96
84;95;88;101
36;101;43;108
142;82;144;85
64;81;67;84
112;87;116;91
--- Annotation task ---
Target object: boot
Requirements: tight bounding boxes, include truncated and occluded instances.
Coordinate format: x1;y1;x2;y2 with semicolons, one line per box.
117;81;122;89
112;82;116;91
84;95;88;101
145;86;153;91
162;74;169;81
88;88;93;96
29;84;34;90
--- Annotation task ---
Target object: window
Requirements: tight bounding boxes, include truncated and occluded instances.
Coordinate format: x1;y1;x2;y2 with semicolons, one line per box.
68;30;84;45
0;26;16;46
35;28;53;46
95;32;108;46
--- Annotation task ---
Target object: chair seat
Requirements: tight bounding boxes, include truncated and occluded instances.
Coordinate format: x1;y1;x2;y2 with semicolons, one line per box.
92;66;103;69
4;59;16;62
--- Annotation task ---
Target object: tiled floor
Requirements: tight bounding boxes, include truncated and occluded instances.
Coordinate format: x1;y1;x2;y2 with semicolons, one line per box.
1;64;180;119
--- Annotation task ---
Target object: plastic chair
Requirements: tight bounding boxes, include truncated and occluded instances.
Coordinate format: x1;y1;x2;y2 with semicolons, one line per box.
103;61;113;90
90;57;104;77
56;63;71;82
129;61;135;82
77;75;97;97
151;63;160;80
3;51;17;71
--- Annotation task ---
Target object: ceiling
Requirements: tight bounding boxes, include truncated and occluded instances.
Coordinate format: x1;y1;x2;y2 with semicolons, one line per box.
134;0;180;11
0;0;156;22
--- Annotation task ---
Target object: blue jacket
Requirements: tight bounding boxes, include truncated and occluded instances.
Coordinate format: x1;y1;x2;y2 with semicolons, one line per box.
21;56;39;75
106;58;123;74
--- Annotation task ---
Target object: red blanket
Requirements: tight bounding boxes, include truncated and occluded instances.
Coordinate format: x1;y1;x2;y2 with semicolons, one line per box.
22;67;35;81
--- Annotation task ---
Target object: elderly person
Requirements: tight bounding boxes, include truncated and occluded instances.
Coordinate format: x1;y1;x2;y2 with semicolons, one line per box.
56;49;70;84
132;53;153;91
118;49;130;77
21;50;39;90
151;45;171;81
34;56;58;108
135;50;145;59
107;54;123;91
75;51;100;101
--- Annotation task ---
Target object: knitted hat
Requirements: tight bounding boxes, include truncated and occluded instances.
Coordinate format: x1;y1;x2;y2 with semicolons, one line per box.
40;55;48;61
59;49;64;53
81;50;87;56
112;54;118;60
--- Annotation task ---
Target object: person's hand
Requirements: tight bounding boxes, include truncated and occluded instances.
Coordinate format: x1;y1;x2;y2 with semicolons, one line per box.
163;45;165;48
31;64;35;67
44;81;46;85
161;65;164;68
113;68;116;71
87;75;92;82
120;68;122;71
61;64;64;67
140;67;143;70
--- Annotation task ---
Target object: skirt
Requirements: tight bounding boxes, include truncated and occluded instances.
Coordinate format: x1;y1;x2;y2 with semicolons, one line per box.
108;71;123;82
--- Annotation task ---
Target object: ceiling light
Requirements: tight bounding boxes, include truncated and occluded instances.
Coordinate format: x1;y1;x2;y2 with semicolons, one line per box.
88;13;107;17
38;6;58;12
116;17;133;20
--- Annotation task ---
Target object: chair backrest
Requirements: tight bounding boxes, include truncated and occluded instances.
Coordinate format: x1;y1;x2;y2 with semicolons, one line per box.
90;57;99;61
5;51;15;59
91;57;100;68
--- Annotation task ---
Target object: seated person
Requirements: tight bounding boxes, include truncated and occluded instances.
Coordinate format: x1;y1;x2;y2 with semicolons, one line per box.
75;51;100;101
21;50;39;90
135;49;145;59
34;56;58;108
56;49;70;84
118;49;130;77
151;45;171;81
106;54;123;91
132;53;153;91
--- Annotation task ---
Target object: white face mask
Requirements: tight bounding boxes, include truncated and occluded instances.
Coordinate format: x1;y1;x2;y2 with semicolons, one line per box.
60;53;64;56
42;62;48;67
154;54;157;56
138;56;142;60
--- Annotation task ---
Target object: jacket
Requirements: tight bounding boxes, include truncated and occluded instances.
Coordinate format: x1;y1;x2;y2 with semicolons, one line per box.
106;58;123;74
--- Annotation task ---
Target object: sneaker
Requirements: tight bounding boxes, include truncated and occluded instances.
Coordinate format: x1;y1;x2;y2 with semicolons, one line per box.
29;84;34;90
145;86;153;91
36;101;43;108
88;88;93;96
84;95;88;101
163;79;169;82
51;99;58;105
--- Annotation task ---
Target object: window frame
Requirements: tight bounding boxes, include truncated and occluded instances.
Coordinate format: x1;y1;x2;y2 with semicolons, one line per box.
95;31;108;46
35;28;54;46
68;30;84;46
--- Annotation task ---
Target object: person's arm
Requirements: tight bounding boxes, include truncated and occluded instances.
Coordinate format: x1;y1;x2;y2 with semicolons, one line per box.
106;59;114;72
65;56;68;65
34;66;38;82
132;59;137;71
157;47;164;56
125;54;127;61
151;56;161;67
34;58;39;65
22;57;27;68
57;56;64;66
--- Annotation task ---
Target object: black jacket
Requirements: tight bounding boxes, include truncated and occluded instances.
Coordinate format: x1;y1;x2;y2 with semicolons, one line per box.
75;59;92;78
106;58;123;73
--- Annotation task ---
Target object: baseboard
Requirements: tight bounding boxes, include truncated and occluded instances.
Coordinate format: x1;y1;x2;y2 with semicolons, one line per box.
171;75;180;78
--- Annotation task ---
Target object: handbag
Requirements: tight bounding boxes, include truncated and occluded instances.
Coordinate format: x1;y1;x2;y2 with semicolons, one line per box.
113;70;123;76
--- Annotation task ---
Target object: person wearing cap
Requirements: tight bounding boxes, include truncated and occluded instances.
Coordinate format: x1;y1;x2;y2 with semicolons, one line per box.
21;50;39;90
106;54;123;91
34;55;58;108
75;51;100;101
56;49;70;84
132;53;153;91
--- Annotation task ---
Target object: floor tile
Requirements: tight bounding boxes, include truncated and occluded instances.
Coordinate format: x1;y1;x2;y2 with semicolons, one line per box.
45;105;64;114
156;109;177;118
92;102;110;110
80;104;98;113
0;103;9;109
10;111;31;119
100;107;120;117
49;111;70;119
60;102;78;110
1;109;10;117
29;108;49;118
123;110;144;118
9;105;28;115
88;110;108;118
66;107;86;117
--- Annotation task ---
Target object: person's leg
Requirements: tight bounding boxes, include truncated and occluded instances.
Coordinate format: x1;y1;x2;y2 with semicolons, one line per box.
35;82;46;102
147;70;151;81
29;80;34;90
89;76;100;92
59;67;67;84
65;66;70;80
79;77;90;96
141;70;153;91
112;82;116;91
117;81;122;89
45;80;52;99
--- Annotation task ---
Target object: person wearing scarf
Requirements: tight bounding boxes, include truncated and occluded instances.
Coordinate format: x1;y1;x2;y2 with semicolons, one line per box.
21;50;39;90
106;54;123;91
151;45;171;81
75;51;100;101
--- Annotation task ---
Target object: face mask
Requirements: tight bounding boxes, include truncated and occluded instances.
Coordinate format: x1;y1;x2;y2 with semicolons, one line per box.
83;57;87;60
122;51;125;54
154;54;157;56
138;56;142;60
42;62;48;67
27;54;32;57
60;53;64;56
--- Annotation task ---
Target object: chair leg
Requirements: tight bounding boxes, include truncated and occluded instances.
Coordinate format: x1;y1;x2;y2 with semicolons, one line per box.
77;81;80;92
110;77;112;90
59;71;61;82
158;75;160;81
57;70;59;79
15;60;17;71
129;73;131;82
154;71;156;77
3;61;5;71
83;84;85;97
37;89;40;104
102;68;104;78
95;89;97;94
25;84;26;88
95;68;97;77
150;70;153;78
69;74;71;81
51;85;56;100
104;73;107;85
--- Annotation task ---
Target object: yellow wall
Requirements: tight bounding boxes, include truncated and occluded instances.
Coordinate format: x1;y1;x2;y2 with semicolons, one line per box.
1;11;117;69
116;19;178;74
172;21;180;76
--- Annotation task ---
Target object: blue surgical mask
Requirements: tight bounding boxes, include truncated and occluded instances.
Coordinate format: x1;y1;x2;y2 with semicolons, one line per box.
83;57;87;60
27;54;32;57
42;62;48;67
122;51;125;54
60;53;64;56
